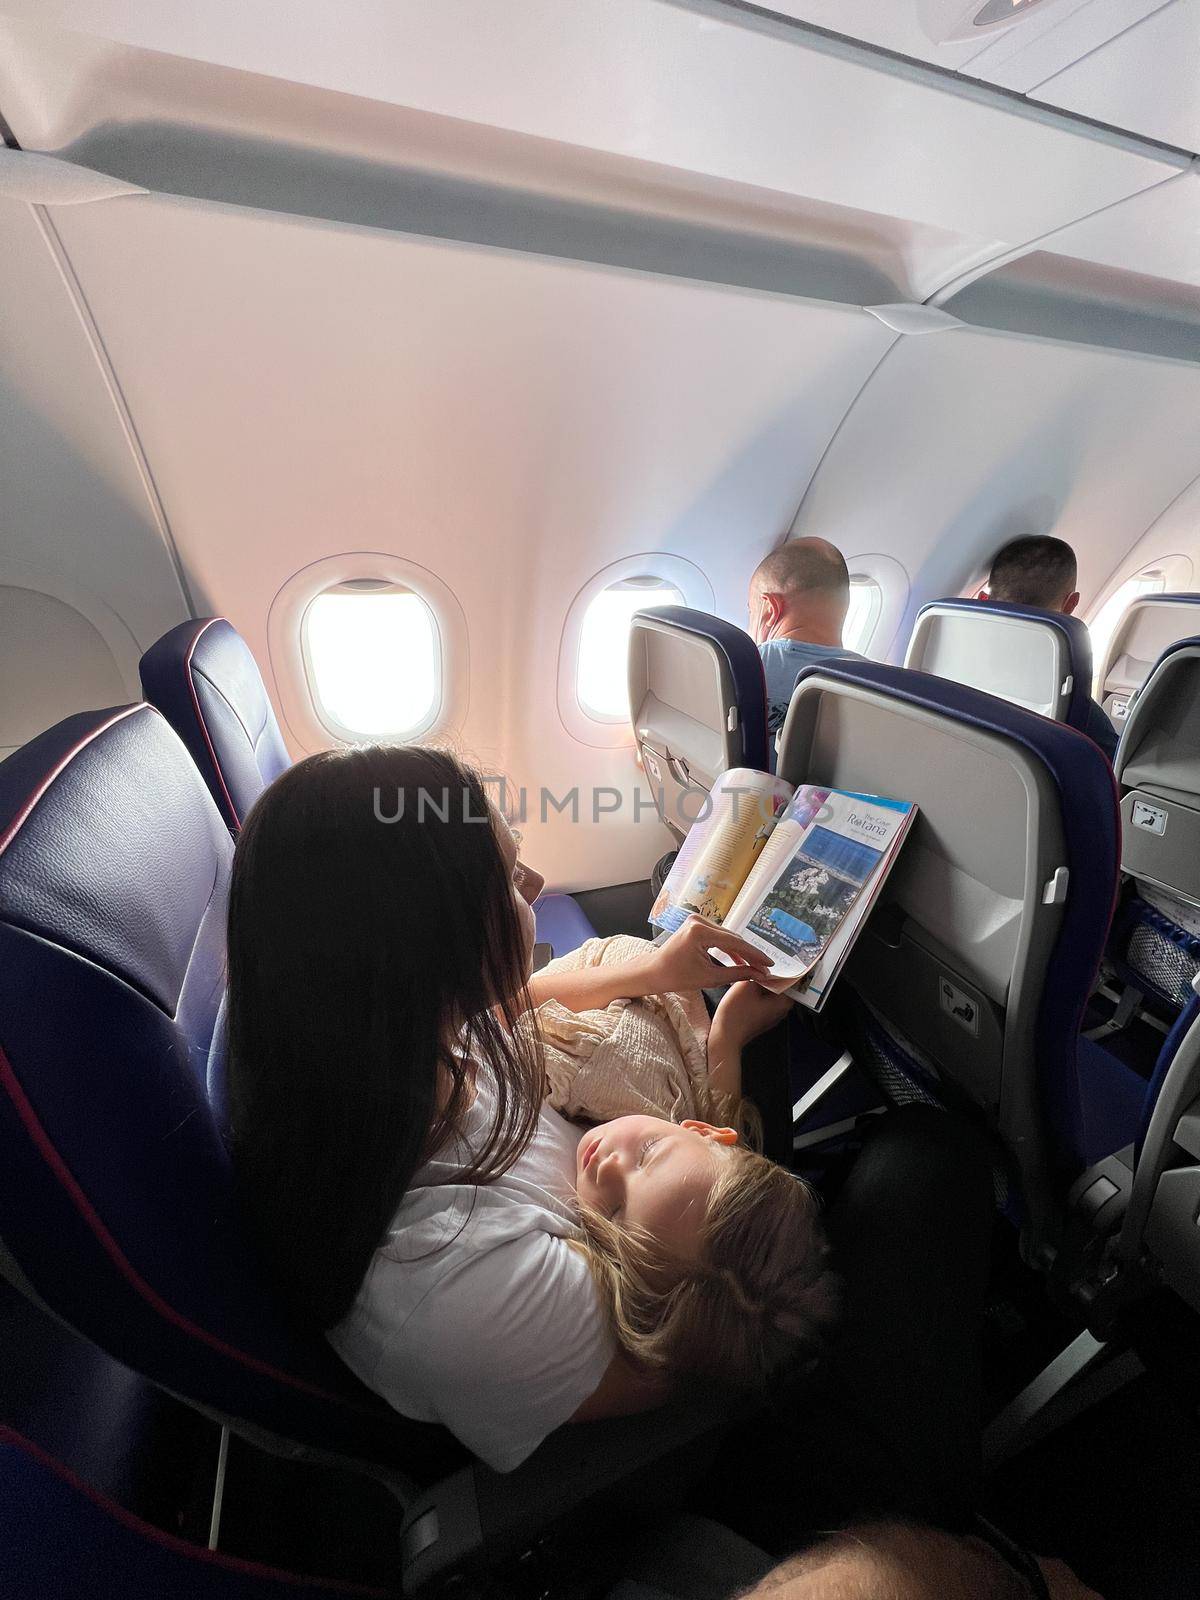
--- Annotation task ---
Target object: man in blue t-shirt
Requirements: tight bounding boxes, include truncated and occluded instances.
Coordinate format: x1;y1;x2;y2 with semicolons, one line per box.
749;538;864;750
979;535;1118;763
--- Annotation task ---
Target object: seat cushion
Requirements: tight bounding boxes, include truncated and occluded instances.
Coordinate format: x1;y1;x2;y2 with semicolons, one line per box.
534;892;598;958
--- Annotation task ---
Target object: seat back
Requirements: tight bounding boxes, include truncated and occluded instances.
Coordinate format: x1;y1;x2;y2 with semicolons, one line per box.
628;607;768;840
1105;637;1200;1015
905;598;1093;730
1095;593;1200;732
1114;1004;1200;1317
140;619;291;832
0;705;452;1477
776;660;1128;1244
0;1424;384;1599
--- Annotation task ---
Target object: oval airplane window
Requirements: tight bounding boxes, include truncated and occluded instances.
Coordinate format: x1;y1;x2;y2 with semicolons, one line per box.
843;576;883;654
577;577;684;722
303;581;440;740
559;554;713;749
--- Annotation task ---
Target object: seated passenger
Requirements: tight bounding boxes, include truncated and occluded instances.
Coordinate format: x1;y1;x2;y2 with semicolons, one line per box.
526;934;837;1389
226;747;991;1502
749;538;865;745
978;535;1118;762
226;745;797;1471
737;1520;1103;1599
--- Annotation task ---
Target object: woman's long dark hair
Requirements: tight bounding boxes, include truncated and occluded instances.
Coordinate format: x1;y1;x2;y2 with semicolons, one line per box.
226;745;543;1329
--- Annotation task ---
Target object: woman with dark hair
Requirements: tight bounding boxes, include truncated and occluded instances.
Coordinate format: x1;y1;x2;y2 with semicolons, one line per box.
227;744;774;1471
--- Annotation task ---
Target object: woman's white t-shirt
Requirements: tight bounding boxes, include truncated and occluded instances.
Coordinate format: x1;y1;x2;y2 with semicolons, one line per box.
328;1072;615;1472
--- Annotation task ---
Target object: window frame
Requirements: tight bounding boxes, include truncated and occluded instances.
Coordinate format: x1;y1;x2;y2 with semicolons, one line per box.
841;553;908;660
558;554;714;749
268;553;468;753
843;574;884;655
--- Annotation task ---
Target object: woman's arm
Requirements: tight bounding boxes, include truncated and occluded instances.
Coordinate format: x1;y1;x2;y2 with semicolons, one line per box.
528;917;775;1013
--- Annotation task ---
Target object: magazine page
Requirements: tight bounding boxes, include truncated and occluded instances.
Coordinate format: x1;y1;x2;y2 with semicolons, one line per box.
725;789;914;986
649;768;794;933
789;803;914;1010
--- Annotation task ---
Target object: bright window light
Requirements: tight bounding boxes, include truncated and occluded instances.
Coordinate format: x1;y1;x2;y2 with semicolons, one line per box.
304;586;439;738
578;578;683;721
843;577;883;654
1089;570;1166;693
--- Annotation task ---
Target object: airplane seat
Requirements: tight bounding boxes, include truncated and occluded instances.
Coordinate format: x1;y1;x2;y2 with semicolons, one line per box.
776;658;1133;1249
0;1421;393;1600
904;597;1097;737
0;703;727;1569
627;606;769;839
531;891;599;958
0;703;462;1479
1092;636;1200;1064
1094;593;1200;734
142;618;597;956
140;618;292;834
0;1421;768;1600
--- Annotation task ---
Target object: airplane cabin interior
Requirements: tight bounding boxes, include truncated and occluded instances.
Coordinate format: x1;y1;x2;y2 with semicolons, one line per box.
4;3;1200;1597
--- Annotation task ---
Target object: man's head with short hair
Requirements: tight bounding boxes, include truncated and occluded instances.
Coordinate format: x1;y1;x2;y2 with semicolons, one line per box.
743;1521;1101;1600
981;536;1080;616
749;538;852;647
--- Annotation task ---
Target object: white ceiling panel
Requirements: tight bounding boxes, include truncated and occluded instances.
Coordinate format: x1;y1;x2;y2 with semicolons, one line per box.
0;0;1183;252
791;324;1200;653
728;0;994;68
1041;163;1200;287
965;0;1169;92
1035;0;1200;150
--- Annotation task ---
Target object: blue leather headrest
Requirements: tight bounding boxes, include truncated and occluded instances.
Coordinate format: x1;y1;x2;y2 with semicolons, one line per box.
0;705;230;1032
140;619;291;832
912;597;1094;734
631;605;769;772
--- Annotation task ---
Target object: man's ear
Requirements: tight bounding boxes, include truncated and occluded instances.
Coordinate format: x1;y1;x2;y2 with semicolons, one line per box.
681;1120;739;1146
1062;590;1081;616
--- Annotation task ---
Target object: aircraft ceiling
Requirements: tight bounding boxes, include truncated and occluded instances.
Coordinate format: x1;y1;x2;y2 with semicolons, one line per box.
2;0;1199;886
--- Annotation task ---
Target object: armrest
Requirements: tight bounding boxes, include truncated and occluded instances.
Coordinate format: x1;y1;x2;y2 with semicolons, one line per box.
400;1398;727;1595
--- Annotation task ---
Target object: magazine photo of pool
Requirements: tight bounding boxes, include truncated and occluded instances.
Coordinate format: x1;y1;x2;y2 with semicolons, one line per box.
745;823;884;966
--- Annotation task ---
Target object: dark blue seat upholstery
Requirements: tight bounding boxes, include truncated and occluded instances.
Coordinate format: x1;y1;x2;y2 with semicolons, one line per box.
0;704;459;1476
0;1424;385;1600
142;619;596;955
532;891;599;958
140;619;292;833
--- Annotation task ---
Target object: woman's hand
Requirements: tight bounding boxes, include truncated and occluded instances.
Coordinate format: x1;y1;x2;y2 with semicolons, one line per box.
649;917;774;995
711;980;793;1052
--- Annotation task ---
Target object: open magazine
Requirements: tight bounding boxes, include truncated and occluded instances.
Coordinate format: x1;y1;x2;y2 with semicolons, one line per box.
650;768;916;1011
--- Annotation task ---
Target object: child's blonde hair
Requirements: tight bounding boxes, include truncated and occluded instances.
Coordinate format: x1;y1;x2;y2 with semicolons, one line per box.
576;1143;839;1391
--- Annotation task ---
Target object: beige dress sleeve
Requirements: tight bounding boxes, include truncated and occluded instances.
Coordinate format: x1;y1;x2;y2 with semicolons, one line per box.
525;935;736;1127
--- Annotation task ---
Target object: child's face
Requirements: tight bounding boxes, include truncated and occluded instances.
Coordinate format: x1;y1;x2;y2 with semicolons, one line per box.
576;1115;737;1263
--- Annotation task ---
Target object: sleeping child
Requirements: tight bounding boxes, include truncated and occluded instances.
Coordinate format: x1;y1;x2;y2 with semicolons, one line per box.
518;934;839;1393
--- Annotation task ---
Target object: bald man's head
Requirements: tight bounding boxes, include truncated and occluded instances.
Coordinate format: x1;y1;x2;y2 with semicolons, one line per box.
749;539;852;647
744;1522;1089;1600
